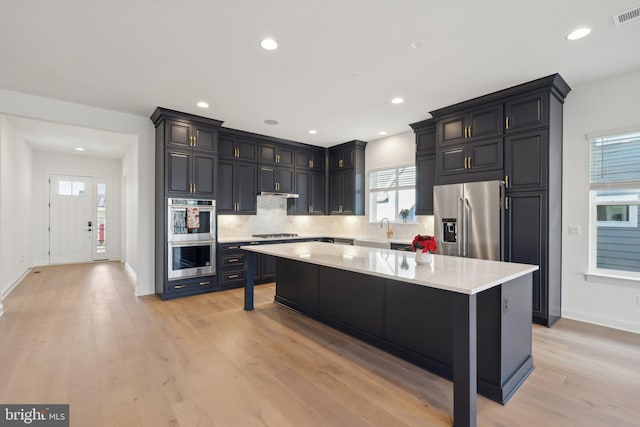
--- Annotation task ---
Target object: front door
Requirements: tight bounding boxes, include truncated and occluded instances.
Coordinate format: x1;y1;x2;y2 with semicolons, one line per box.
49;175;93;264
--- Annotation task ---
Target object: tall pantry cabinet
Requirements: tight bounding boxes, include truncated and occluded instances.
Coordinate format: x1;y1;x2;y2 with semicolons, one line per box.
422;74;570;326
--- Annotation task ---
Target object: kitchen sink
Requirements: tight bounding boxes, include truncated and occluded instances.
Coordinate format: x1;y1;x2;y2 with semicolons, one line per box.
353;238;391;249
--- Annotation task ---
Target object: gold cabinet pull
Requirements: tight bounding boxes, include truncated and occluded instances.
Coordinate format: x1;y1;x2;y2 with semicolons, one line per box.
464;157;468;169
468;157;471;169
339;159;343;168
309;205;312;213
506;116;510;130
464;126;468;138
228;258;239;263
228;274;239;279
505;196;509;210
199;281;209;285
505;175;509;188
193;183;196;193
468;126;471;138
175;285;186;289
228;246;240;250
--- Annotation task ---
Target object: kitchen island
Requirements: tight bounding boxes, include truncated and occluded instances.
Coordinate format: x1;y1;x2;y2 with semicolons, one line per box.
241;241;538;427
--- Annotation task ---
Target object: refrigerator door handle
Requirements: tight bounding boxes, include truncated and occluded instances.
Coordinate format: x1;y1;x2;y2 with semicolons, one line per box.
464;198;471;257
458;197;464;256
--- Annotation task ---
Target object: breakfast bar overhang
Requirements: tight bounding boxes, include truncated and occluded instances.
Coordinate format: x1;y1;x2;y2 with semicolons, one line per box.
241;242;538;427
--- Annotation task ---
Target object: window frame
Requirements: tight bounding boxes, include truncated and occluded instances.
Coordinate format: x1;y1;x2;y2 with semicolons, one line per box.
588;130;640;281
368;164;417;224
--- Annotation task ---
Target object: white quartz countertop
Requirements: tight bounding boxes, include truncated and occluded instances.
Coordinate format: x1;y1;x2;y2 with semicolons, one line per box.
219;234;411;245
240;241;538;295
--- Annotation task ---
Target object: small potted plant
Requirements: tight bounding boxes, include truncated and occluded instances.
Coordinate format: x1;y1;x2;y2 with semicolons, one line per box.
411;234;437;265
399;209;410;222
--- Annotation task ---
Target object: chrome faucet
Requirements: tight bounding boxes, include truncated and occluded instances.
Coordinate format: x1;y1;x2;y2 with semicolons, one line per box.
381;218;393;238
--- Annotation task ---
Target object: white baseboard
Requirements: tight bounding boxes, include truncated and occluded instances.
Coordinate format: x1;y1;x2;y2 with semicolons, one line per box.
562;308;640;334
1;266;32;301
124;262;137;282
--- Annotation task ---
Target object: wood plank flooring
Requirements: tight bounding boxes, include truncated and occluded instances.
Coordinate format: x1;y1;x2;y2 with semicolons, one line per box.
1;262;639;426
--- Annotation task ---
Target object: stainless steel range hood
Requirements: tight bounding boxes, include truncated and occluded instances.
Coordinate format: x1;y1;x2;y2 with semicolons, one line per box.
259;191;299;198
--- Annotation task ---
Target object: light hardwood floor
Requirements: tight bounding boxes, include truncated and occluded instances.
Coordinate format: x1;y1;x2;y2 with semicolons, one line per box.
1;262;639;426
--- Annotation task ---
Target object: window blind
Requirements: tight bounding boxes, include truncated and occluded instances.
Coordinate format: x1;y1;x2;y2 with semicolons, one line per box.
590;132;640;185
369;166;416;190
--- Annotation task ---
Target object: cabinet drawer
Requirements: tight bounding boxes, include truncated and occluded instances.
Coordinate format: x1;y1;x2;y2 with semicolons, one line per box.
222;253;245;267
166;278;215;294
220;270;246;286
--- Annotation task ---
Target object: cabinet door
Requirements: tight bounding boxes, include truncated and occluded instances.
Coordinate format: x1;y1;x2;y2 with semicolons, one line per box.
416;127;436;155
258;166;276;192
219;136;237;159
438;113;467;145
166;150;191;195
311;150;325;171
329;172;343;214
276;146;294;167
291;170;310;214
310;172;325;214
193;153;216;197
236;139;257;162
329;148;354;170
340;169;355;214
236;162;257;214
276;168;294;193
505;191;547;320
166;121;192;149
467;138;503;172
438;146;466;175
217;161;235;213
505;92;548;133
468;104;503;140
259;143;276;164
262;254;277;281
505;130;547;191
193;126;216;152
416;154;435;215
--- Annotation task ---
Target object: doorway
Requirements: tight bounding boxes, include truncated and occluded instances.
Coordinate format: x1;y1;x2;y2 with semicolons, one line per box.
49;174;112;264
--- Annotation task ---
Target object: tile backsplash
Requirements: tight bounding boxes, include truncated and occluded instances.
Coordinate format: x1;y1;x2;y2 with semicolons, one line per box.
218;196;434;241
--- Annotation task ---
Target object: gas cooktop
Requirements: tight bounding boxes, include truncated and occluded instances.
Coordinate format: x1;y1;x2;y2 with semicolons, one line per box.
251;233;299;239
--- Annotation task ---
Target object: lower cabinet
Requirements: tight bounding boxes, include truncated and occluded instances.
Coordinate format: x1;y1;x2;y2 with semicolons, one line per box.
275;258;534;404
160;275;217;299
504;190;559;326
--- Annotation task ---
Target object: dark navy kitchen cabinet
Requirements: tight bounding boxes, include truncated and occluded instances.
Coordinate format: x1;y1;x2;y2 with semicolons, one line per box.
218;160;257;214
259;142;294;167
289;170;325;215
422;74;570;326
328;140;366;215
295;148;325;171
151;107;223;300
258;165;294;193
219;135;257;162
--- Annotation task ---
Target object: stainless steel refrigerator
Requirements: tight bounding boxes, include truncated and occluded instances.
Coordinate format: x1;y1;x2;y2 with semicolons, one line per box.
433;180;504;261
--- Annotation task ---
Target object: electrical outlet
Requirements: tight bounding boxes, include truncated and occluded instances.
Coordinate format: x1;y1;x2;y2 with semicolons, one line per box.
503;296;509;313
568;225;581;236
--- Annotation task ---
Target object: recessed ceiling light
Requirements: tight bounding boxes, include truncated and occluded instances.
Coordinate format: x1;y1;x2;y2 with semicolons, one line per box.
261;38;278;50
75;147;85;151
391;97;404;104
196;101;209;109
566;27;591;40
264;119;279;125
409;41;423;50
308;130;317;135
354;71;364;78
379;131;388;136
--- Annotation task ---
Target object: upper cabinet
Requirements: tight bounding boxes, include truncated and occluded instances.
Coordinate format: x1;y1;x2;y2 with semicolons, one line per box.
259;142;294;167
295;148;325;171
410;119;436;215
328;140;366;215
219;135;257;162
151;107;223;198
166;120;217;152
436;103;503;146
504;92;548;134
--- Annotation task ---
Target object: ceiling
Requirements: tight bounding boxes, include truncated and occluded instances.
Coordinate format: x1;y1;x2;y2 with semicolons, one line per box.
1;0;639;149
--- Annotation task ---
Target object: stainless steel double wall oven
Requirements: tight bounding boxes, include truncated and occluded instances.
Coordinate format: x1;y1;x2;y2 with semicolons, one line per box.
167;198;216;280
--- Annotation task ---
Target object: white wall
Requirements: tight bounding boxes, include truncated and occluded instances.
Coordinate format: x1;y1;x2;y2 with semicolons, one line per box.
121;144;139;281
0;89;154;296
562;71;640;333
0;115;34;303
31;151;122;265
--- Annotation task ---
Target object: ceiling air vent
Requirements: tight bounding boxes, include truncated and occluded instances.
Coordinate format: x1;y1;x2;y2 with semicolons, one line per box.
613;6;640;25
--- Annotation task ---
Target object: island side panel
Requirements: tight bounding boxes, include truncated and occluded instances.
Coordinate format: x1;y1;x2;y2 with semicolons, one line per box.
275;258;319;311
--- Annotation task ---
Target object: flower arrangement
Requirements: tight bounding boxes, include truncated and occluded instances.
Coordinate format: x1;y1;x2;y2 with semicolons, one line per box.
411;234;437;254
